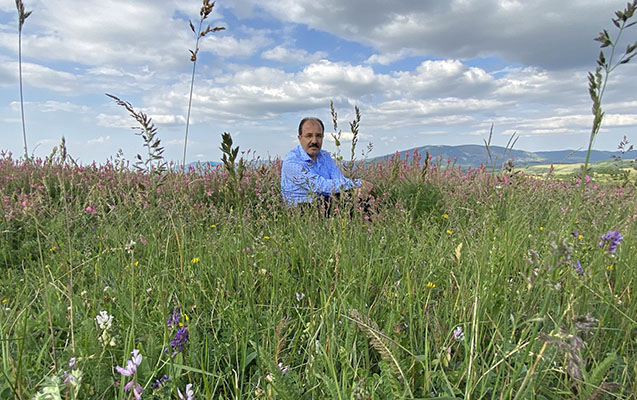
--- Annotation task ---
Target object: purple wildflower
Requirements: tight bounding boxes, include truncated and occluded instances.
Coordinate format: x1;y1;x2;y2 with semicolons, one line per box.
124;380;145;400
151;374;169;390
116;349;144;400
452;326;465;342
167;306;181;328
166;327;189;357
178;383;194;400
116;349;142;376
573;260;584;276
598;231;623;254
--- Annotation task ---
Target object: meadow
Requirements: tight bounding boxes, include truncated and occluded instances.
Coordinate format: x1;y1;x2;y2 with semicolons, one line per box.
2;0;637;398
0;146;635;399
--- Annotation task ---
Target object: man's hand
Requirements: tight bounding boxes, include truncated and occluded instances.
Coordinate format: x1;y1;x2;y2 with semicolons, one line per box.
354;179;375;199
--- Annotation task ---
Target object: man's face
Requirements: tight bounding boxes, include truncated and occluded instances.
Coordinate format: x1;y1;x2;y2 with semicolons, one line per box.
298;120;324;161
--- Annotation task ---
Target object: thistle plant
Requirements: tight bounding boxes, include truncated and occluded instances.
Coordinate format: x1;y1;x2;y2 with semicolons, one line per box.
183;0;225;167
15;0;32;160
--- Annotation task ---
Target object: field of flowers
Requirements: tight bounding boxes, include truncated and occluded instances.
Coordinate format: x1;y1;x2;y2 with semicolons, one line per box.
0;147;635;399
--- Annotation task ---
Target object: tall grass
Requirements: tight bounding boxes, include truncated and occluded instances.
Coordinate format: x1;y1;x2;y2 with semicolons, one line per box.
14;0;32;160
182;0;225;167
2;1;637;399
0;148;635;398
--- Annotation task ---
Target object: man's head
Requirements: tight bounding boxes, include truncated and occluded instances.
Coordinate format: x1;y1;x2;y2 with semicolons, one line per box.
298;117;324;161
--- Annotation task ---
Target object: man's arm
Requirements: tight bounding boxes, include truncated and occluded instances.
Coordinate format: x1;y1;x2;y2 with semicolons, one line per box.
281;159;360;202
324;156;374;199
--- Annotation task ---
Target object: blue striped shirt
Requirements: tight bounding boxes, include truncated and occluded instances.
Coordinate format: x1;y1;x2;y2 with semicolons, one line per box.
281;145;361;205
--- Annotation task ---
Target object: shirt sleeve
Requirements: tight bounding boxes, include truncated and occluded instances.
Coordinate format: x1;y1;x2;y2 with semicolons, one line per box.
281;159;361;202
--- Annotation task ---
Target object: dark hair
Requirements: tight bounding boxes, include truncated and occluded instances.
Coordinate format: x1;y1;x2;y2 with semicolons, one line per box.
298;117;324;135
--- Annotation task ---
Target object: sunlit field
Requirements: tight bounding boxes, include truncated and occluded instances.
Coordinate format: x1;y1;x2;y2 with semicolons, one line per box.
3;0;637;398
1;149;635;399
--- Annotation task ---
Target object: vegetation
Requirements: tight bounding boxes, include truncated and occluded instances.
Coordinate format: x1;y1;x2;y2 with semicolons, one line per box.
2;1;636;399
1;145;636;399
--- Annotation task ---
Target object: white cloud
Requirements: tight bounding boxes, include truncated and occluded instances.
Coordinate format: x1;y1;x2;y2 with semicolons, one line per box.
229;0;624;69
261;45;327;64
2;0;636;163
8;100;91;113
87;136;111;145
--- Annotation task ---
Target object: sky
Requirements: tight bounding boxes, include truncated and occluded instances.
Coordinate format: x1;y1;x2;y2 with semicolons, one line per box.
1;0;636;165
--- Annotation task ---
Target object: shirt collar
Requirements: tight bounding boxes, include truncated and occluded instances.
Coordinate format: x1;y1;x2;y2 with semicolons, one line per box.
296;144;322;165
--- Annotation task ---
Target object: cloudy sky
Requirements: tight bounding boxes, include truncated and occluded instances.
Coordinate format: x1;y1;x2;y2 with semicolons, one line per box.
1;0;636;165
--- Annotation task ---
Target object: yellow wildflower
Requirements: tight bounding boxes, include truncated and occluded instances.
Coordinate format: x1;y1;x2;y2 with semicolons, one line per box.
1;298;7;304
442;213;449;219
446;229;453;235
606;265;613;271
49;246;57;252
426;281;436;288
264;236;271;240
539;226;544;231
210;224;216;228
191;257;200;264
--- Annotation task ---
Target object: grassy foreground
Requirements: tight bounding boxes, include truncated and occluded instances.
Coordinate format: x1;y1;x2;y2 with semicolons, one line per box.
0;151;635;399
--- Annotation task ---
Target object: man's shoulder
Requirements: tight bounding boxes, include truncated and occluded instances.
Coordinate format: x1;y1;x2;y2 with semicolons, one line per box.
317;150;335;163
283;145;309;164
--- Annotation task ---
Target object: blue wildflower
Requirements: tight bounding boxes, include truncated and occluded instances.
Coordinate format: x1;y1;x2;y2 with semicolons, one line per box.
165;327;189;357
167;306;181;328
151;374;169;390
598;231;623;254
573;260;584;276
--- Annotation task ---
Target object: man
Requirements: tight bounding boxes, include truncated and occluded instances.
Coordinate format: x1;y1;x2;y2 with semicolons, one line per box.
281;117;374;206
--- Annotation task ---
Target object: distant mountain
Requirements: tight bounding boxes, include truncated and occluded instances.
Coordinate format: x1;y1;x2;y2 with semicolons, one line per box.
185;161;219;169
370;144;637;168
190;145;636;170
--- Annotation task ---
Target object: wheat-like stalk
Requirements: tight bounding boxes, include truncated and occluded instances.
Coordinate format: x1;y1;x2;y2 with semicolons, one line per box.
347;308;412;397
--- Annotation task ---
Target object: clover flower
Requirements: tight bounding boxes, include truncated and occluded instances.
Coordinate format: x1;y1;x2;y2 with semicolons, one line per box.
178;383;194;400
598;231;623;254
